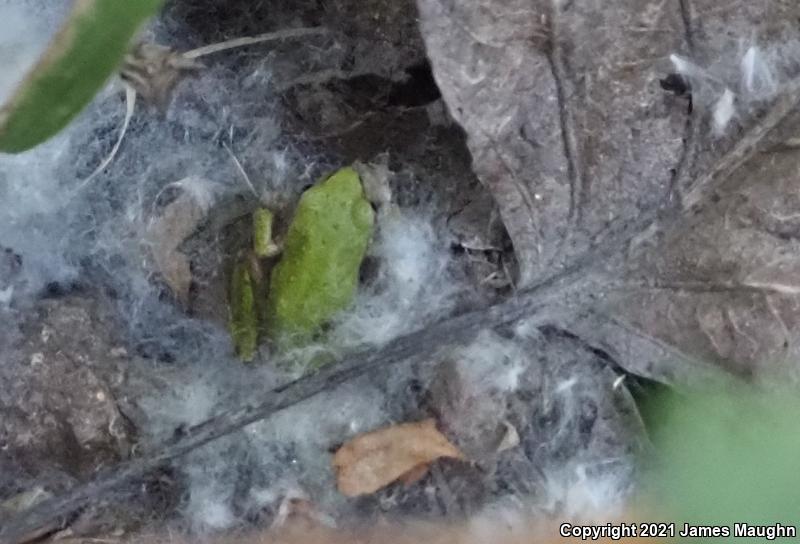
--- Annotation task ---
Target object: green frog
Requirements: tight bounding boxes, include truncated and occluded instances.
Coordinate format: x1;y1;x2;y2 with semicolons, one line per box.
229;166;375;361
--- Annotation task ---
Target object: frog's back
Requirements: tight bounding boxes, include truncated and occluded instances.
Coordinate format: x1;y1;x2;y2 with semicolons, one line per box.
267;167;374;344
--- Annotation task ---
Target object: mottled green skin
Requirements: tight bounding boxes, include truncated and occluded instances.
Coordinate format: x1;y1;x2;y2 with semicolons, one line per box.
229;261;258;361
0;0;164;152
267;167;374;347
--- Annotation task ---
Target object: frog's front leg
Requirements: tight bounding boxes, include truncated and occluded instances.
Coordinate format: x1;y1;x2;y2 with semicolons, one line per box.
230;207;285;362
253;207;282;258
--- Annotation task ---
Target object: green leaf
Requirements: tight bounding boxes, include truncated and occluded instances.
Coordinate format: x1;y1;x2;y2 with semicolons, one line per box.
0;0;164;153
267;167;374;350
645;388;800;541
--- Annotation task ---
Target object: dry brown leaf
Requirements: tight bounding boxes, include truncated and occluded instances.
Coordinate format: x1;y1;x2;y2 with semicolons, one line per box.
144;177;215;305
397;463;430;487
420;0;800;385
332;419;464;497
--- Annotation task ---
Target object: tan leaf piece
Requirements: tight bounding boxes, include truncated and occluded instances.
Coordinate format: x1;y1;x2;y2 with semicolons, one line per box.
397;463;430;487
332;419;465;497
145;177;215;305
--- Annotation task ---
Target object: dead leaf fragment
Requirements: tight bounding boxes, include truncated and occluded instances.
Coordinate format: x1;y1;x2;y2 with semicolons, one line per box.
419;0;800;385
496;421;520;453
145;177;215;305
398;463;430;487
332;419;465;497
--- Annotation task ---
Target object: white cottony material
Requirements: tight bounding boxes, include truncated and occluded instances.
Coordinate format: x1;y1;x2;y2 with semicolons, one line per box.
0;286;13;306
541;463;629;520
712;88;736;136
185;479;236;531
670;42;799;136
453;330;526;393
669;54;712;83
741;46;778;98
330;209;457;348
